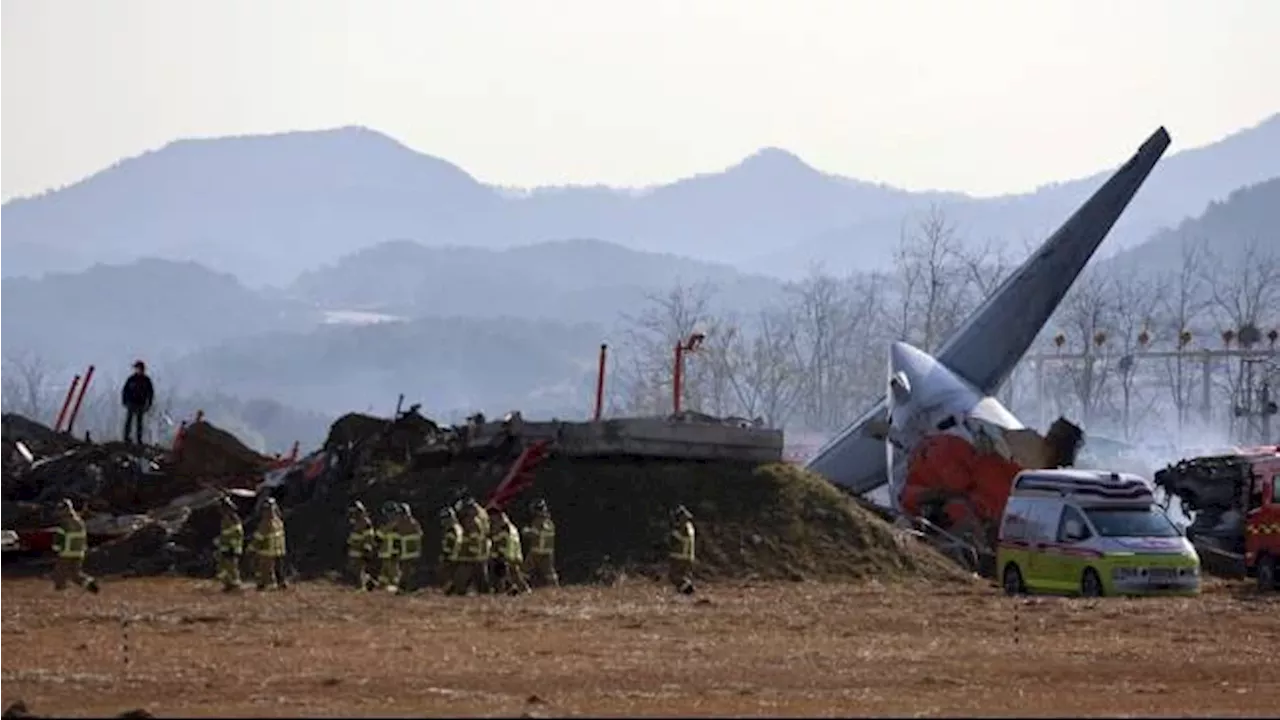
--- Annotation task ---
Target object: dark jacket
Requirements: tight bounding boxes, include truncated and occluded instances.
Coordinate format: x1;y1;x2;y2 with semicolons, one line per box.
121;373;155;410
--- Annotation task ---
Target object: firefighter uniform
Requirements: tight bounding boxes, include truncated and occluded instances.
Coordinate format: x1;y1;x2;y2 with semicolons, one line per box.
214;497;244;592
346;501;375;590
491;511;530;595
668;505;696;595
251;498;288;590
448;503;488;596
438;507;463;593
51;498;99;593
396;503;424;593
468;497;492;593
522;499;559;588
375;502;402;591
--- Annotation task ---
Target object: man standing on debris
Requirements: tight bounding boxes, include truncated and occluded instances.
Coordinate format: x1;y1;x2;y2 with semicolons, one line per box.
375;501;402;591
522;498;559;588
438;506;463;593
491;509;530;595
120;360;155;445
52;498;99;594
214;497;244;592
251;498;288;590
395;502;423;593
346;501;375;590
668;505;696;595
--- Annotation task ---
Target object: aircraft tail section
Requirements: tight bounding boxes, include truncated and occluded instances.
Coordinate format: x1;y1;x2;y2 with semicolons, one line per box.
805;127;1171;497
938;127;1171;393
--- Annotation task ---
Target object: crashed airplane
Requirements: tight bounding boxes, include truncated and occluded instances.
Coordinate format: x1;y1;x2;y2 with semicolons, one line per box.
805;126;1173;511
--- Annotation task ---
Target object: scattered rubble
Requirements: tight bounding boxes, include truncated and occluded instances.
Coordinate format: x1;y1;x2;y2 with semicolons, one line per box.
3;407;969;586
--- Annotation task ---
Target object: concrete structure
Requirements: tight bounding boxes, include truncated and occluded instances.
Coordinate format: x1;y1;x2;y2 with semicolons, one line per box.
465;413;784;464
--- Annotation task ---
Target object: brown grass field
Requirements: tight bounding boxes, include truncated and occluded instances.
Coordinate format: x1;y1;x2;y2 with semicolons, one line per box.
2;576;1277;717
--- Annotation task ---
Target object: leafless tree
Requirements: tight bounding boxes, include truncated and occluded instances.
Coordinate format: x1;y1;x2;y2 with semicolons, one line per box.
891;205;970;351
614;281;722;416
1153;236;1212;439
1;351;58;423
1107;273;1164;439
784;267;886;431
1052;268;1117;426
708;305;806;428
959;236;1026;407
1202;238;1280;441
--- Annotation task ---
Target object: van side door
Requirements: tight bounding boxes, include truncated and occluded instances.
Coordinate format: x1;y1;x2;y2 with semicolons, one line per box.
1046;505;1094;592
1023;500;1060;590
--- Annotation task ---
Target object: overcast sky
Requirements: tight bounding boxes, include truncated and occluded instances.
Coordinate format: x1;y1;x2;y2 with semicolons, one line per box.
2;0;1276;201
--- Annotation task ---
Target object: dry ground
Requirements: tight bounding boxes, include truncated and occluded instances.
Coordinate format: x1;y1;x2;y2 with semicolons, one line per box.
2;576;1277;717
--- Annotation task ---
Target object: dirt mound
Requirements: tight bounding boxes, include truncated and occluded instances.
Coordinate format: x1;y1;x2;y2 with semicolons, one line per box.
168;421;270;479
2;413;80;456
324;410;451;467
281;456;968;586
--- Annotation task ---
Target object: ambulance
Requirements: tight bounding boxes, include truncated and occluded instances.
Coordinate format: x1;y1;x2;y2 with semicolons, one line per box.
996;469;1201;597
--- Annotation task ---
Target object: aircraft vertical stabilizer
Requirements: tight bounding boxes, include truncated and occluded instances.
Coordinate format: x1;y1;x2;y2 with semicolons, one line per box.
805;127;1172;497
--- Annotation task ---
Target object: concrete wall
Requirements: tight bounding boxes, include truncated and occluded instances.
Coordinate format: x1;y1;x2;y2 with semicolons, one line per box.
466;416;784;463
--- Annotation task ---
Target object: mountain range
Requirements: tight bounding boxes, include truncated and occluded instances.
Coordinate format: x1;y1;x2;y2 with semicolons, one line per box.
4;114;1278;286
5;174;1276;422
3;114;1277;447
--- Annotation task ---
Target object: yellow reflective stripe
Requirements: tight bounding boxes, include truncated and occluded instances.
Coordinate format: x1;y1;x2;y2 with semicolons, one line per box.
401;534;423;559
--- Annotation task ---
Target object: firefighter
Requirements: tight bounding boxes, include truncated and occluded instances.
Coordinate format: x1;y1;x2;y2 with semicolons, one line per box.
375;501;402;591
448;501;487;596
438;506;463;594
522;498;559;588
51;498;99;593
396;502;423;593
346;500;375;590
668;505;696;595
214;496;244;592
251;498;288;590
465;495;492;593
492;509;530;595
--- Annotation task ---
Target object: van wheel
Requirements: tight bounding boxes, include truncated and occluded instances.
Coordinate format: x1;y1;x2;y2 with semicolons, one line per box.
1002;563;1026;596
1081;568;1104;598
1258;555;1277;592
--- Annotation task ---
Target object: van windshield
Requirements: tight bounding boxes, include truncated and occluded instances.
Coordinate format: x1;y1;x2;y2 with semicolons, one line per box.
1083;507;1179;538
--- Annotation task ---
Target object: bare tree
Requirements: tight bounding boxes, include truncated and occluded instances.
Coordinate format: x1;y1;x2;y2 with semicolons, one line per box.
1052;268;1117;426
785;266;886;431
1154;236;1211;439
1;351;58;423
1108;273;1164;440
892;205;970;351
709;305;806;427
1202;238;1280;441
614;281;721;416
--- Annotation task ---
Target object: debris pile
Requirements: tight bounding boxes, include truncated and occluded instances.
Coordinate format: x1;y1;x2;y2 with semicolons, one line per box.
4;408;969;587
2;413;275;576
169;420;273;480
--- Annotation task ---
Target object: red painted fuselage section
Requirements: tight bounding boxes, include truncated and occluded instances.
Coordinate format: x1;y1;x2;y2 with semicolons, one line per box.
900;434;1022;533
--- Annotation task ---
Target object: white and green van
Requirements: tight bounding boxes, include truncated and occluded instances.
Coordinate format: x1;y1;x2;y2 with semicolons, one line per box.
996;469;1200;597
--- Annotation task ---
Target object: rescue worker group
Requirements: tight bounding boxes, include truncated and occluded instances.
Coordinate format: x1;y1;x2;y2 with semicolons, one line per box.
51;494;700;597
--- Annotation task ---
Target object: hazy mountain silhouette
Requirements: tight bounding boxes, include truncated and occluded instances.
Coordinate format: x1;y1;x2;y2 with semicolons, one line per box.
5;114;1276;285
748;114;1280;276
0;258;316;366
170;315;607;419
289;237;786;325
1104;177;1280;276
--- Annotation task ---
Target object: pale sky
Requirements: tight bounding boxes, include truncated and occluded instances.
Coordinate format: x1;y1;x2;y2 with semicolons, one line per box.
2;0;1277;202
